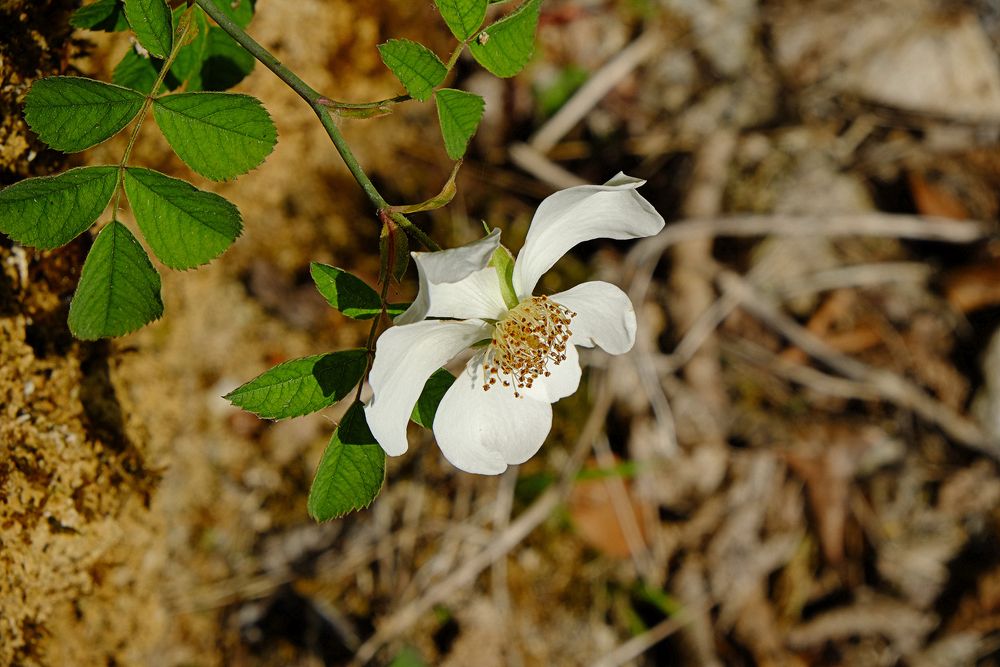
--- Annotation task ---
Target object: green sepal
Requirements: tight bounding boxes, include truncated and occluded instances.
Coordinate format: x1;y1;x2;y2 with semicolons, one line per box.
410;368;456;429
490;243;518;309
308;401;386;521
224;349;368;419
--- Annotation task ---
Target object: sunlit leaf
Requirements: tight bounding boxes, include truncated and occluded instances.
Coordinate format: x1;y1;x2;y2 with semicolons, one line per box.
435;0;487;40
434;88;484;159
152;92;276;180
24;77;145;153
124;167;242;269
123;0;173;59
68;221;163;339
469;0;541;77
224;349;368;419
308;402;386;521
0;167;118;249
378;39;447;102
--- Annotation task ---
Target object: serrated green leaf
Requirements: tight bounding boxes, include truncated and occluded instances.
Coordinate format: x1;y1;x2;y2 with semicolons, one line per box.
378;39;447;102
197;26;256;91
434;88;485;159
410;368;455;429
308;402;386;521
124;167;242;269
112;48;164;95
469;0;540;77
24;77;145;153
71;0;129;31
435;0;488;40
152;92;276;181
68;221;163;339
225;349;368;419
310;263;380;318
0;167;118;250
124;0;173;59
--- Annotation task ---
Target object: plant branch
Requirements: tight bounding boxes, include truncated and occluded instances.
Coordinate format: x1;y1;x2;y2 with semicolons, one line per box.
193;0;440;250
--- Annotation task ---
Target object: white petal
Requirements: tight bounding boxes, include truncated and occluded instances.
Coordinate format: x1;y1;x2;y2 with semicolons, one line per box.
395;229;501;324
517;341;582;403
512;173;665;298
421;266;508;321
433;353;552;474
551;280;636;354
364;319;491;457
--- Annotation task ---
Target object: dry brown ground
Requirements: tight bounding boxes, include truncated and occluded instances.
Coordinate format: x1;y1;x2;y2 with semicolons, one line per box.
5;0;1000;665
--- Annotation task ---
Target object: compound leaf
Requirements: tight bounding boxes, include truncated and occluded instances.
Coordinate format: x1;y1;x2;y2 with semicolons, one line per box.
168;5;210;87
24;77;145;153
196;26;256;91
434;88;484;159
68;221;163;339
435;0;487;40
378;39;447;102
123;0;173;59
469;0;540;77
0;166;118;249
308;401;386;521
71;0;129;31
112;47;163;95
124;167;242;269
410;368;455;429
225;349;368;419
152;92;276;181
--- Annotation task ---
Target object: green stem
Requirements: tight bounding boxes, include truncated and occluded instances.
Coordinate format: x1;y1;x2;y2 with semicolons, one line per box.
193;0;440;251
110;7;196;221
444;41;466;71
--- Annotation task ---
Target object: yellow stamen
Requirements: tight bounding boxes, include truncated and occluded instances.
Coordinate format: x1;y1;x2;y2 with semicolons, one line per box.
480;295;575;398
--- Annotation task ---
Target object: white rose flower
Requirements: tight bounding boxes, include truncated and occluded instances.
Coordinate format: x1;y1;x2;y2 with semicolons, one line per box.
364;173;664;474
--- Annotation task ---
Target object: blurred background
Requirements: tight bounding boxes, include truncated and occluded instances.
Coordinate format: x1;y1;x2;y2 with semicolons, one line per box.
5;0;1000;664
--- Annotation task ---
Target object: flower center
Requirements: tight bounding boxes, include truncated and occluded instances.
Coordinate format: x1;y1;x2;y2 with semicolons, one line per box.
481;295;575;397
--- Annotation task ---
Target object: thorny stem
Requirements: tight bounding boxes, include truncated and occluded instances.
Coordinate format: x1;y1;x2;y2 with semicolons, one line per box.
110;7;196;222
193;0;441;251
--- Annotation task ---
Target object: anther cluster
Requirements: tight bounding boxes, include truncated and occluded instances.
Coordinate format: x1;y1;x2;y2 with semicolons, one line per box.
482;295;575;397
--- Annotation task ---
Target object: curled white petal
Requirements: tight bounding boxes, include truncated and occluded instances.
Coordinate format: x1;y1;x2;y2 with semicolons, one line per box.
395;229;501;324
433;353;553;474
365;319;491;457
551;280;636;354
511;173;665;298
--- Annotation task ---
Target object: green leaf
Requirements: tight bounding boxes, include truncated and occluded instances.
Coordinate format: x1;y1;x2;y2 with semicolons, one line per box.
112;48;163;95
435;0;488;40
308;401;386;521
434;88;485;159
124;167;242;269
469;0;541;77
123;0;173;59
310;263;378;317
224;349;368;419
68;221;163;340
389;647;429;667
410;368;455;428
0;166;118;249
377;39;447;102
152;92;277;181
24;77;145;153
71;0;129;31
490;243;518;309
196;26;256;91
